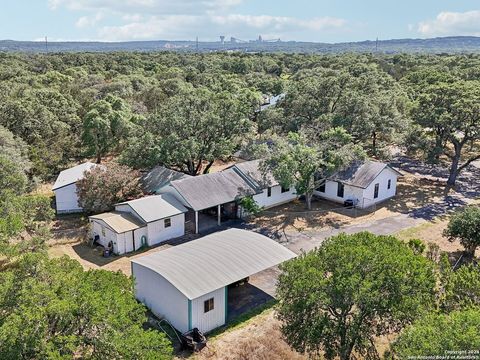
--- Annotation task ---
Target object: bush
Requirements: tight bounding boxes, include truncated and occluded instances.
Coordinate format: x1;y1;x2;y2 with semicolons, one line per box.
77;162;143;214
444;206;480;256
393;308;480;356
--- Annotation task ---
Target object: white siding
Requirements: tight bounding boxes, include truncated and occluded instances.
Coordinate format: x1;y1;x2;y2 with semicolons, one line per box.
362;167;398;207
90;219;145;255
134;227;148;250
91;219;116;249
132;263;189;333
253;185;297;209
313;168;398;208
54;183;82;213
314;180;363;205
191;287;226;333
147;213;185;246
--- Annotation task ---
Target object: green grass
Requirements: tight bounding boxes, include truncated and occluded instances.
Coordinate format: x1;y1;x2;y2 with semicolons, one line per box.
395;221;436;241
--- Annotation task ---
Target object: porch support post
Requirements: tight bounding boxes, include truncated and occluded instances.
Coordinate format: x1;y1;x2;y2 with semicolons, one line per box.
195;211;199;234
217;204;221;226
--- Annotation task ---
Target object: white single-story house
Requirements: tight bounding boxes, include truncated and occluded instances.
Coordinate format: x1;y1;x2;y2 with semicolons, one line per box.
313;161;402;209
157;169;259;233
131;228;296;333
52;162;97;214
229;160;298;209
89;194;188;255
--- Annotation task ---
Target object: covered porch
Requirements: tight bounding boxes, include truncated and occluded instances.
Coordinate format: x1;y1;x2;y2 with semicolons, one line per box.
185;202;240;234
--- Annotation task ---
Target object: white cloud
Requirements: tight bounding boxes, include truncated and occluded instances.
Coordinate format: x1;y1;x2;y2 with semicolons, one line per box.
48;0;242;15
47;0;349;41
417;10;480;37
98;14;348;41
76;12;104;28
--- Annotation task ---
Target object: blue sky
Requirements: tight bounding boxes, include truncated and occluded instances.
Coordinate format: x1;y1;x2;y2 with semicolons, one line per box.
1;1;480;42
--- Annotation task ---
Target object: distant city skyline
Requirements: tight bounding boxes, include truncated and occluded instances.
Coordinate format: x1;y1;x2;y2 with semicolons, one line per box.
1;1;480;43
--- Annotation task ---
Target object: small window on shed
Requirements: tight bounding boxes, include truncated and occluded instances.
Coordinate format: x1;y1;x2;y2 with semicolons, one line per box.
281;186;289;193
204;298;214;313
337;182;344;198
374;183;380;199
267;187;272;197
164;218;171;228
387;179;392;190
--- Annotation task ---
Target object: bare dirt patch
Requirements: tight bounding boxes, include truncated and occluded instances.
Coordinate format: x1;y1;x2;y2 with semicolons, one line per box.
191;310;305;360
248;173;454;236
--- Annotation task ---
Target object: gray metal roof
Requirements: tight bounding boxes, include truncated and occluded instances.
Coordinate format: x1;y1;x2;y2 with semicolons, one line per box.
52;162;97;190
230;160;278;188
141;166;191;194
132;228;296;300
330;161;402;189
116;194;187;223
89;211;145;233
168;169;259;211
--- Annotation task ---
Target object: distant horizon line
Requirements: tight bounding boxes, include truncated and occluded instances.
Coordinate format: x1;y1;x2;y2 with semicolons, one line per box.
1;35;480;45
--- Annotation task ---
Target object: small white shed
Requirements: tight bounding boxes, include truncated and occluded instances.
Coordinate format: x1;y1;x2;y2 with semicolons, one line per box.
89;212;147;255
52;162;96;214
314;161;402;209
131;229;296;333
89;194;188;255
115;194;188;247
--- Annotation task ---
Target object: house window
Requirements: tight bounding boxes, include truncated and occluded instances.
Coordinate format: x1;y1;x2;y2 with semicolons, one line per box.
337;182;344;198
101;226;106;237
267;187;272;197
204;298;214;313
374;183;379;199
281;186;289;193
317;182;326;193
387;179;391;190
164;218;171;228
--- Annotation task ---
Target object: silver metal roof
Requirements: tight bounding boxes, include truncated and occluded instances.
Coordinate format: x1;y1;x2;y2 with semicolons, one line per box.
132;228;296;300
89;211;145;233
230;159;278;188
116;194;187;223
141;166;191;194
168;169;259;211
330;161;402;189
52;162;97;190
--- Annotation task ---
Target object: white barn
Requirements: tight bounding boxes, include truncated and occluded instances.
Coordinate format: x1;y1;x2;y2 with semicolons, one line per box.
52;162;97;214
132;229;296;333
229;160;298;209
89;194;188;255
314;161;402;209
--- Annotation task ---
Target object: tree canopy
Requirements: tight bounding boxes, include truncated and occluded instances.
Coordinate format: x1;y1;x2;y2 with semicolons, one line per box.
276;232;436;360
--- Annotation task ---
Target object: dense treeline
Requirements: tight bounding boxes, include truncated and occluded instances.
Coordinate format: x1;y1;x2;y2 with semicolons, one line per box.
1;51;480;358
1;52;479;185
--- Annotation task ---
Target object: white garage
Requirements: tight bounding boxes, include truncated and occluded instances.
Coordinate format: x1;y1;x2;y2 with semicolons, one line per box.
314;161;402;209
52;162;97;214
131;228;296;334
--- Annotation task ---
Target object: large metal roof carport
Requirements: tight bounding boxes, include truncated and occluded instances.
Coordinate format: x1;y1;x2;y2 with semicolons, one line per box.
131;228;296;333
